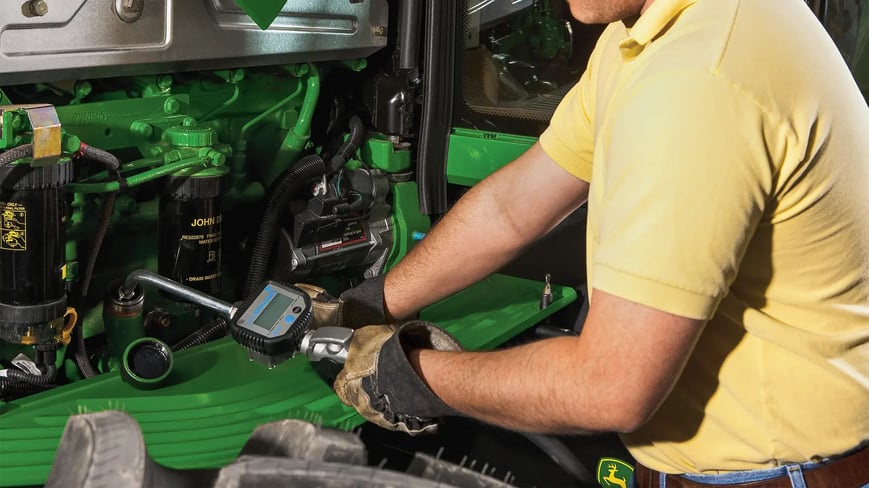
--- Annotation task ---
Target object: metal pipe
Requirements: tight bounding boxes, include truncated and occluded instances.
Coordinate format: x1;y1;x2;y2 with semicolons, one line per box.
120;270;235;318
69;156;211;193
291;64;320;141
200;84;241;122
240;82;304;140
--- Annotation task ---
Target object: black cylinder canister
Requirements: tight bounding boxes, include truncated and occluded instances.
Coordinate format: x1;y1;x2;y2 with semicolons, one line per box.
158;170;227;300
0;161;72;344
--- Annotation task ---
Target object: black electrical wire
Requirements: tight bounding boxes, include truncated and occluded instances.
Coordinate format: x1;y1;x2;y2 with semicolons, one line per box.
72;143;124;378
0;364;58;401
0;144;35;185
76;142;128;188
171;316;229;352
0;143;34;167
326;116;367;176
3;364;57;386
244;154;326;298
0;378;46;400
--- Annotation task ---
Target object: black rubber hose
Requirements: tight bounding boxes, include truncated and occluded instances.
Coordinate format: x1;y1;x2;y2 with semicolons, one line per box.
172;316;229;352
73;143;123;378
0;143;34;167
244;154;325;298
326;116;366;176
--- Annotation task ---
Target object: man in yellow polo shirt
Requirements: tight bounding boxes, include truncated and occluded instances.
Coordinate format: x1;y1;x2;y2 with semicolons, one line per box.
322;0;869;486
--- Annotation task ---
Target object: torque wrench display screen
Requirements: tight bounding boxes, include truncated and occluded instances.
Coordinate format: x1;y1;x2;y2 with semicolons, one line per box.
253;293;293;330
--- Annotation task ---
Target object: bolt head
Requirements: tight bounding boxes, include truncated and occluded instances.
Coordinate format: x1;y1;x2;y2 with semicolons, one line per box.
163;97;181;114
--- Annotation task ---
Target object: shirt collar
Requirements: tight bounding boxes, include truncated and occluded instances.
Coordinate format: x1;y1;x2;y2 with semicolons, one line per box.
619;0;697;59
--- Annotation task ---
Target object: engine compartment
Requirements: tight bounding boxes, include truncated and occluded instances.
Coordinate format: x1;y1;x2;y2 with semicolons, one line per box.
0;0;865;486
0;2;583;485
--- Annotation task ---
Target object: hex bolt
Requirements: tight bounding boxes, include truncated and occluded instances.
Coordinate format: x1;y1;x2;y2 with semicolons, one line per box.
29;0;48;17
156;74;173;90
163;97;181;114
74;81;93;99
129;121;154;138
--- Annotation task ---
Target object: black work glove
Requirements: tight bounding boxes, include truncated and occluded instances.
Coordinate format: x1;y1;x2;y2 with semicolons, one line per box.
334;321;463;435
295;275;387;329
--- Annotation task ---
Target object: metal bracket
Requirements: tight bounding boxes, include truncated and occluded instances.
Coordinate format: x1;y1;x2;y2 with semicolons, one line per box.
0;104;62;160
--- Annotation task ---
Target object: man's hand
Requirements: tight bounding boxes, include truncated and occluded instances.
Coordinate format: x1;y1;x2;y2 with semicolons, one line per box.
333;321;463;435
295;276;388;329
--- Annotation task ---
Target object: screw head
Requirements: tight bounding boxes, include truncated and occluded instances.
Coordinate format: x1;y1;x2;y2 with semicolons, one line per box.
29;0;48;17
114;0;144;23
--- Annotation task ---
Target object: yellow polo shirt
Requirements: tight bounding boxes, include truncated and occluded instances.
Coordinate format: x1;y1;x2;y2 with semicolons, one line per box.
540;0;869;474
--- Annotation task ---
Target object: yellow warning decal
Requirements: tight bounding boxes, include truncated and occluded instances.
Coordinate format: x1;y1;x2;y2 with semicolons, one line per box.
0;202;27;251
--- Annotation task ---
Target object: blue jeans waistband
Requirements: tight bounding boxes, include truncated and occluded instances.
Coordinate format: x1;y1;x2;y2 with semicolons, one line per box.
629;444;869;487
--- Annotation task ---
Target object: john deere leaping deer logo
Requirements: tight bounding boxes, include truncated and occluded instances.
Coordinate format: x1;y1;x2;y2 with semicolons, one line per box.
596;457;633;488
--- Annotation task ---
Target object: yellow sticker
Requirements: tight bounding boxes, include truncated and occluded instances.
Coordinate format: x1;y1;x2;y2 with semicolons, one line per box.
0;202;27;251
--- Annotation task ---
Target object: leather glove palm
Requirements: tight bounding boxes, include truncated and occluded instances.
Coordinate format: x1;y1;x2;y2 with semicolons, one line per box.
296;275;387;329
334;321;463;435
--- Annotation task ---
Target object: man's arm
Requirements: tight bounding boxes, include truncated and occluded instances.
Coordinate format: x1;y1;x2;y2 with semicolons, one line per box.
384;143;589;319
409;290;705;433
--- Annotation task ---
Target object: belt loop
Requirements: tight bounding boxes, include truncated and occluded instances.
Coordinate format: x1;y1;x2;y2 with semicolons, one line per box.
786;464;807;488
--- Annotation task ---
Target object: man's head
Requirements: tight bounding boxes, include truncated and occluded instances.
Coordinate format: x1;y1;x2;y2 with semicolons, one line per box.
565;0;656;24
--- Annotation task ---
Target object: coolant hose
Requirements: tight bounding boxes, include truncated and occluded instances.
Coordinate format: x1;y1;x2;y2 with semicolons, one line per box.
243;154;326;297
172;316;229;352
326;116;366;175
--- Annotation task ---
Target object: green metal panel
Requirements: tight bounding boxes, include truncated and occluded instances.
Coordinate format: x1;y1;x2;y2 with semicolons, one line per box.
55;95;191;151
386;181;431;269
446;128;537;186
0;274;575;487
363;135;412;172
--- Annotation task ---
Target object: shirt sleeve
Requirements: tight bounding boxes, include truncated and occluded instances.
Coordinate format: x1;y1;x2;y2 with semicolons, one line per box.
591;71;782;320
539;68;596;183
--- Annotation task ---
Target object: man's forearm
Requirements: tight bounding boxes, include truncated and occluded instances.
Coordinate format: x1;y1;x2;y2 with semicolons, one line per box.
408;290;706;433
409;338;619;433
384;182;530;319
384;144;589;319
